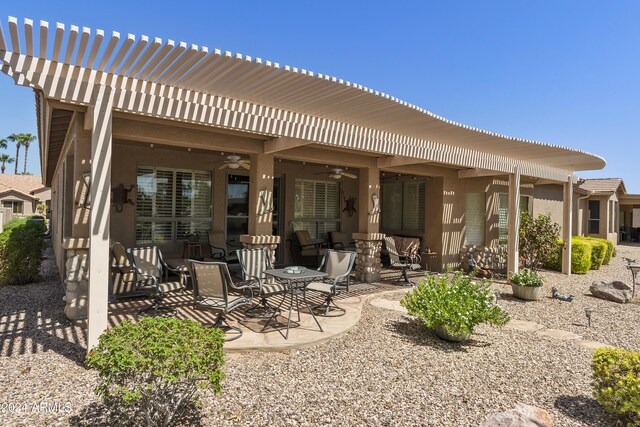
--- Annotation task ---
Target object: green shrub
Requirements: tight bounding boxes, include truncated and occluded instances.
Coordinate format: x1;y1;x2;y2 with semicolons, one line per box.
585;237;615;266
571;237;592;274
400;270;510;337
543;237;592;274
518;211;561;271
592;347;640;426
580;237;607;270
509;268;543;286
0;218;46;285
86;317;225;427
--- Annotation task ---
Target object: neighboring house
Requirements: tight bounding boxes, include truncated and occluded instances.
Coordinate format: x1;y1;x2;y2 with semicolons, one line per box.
0;17;606;348
0;174;50;221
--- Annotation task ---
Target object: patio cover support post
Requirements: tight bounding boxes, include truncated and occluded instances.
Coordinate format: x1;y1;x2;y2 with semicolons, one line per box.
87;85;113;352
241;153;280;264
507;166;521;276
353;167;383;283
562;175;573;275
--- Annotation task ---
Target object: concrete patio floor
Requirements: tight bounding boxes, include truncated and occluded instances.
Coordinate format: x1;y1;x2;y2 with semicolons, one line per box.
108;269;425;351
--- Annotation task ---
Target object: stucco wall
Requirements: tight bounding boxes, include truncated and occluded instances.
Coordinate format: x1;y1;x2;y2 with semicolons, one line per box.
0;191;36;216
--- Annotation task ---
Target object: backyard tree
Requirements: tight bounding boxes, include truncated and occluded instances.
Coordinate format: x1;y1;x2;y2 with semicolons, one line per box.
6;133;37;174
519;211;561;271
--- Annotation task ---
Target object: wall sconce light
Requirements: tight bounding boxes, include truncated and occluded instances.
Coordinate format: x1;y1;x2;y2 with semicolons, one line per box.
112;184;135;213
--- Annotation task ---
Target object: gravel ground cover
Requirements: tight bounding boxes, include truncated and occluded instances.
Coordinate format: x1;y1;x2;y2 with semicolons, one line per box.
2;243;639;426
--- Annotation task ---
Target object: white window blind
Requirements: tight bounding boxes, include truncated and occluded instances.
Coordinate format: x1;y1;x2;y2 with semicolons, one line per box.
136;166;212;244
294;179;340;239
465;192;486;246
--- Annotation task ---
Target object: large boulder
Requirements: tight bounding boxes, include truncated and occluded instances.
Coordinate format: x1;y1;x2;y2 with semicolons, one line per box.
590;281;633;304
481;403;555;426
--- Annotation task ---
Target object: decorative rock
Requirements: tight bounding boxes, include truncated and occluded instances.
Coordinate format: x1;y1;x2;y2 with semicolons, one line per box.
589;281;633;303
459;244;507;271
353;236;383;283
481;403;555;427
505;319;545;332
64;253;89;321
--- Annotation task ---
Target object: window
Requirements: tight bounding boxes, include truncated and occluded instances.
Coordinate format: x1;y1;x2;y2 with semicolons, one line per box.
226;174;250;243
381;179;425;232
136;166;212;244
465;192;486;246
293;179;340;239
498;194;531;244
2;200;23;214
589;200;600;234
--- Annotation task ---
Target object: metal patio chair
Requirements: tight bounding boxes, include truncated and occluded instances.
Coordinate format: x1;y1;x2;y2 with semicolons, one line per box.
237;247;287;318
289;229;328;266
190;260;253;341
384;236;421;285
307;249;357;317
126;246;186;317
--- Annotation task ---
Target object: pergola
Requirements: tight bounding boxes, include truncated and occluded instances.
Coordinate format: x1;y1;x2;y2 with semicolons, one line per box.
0;17;605;350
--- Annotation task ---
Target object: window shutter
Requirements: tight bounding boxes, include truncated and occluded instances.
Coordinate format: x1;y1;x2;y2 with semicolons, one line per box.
465;192;486;246
382;182;403;231
136;168;154;218
155;170;174;218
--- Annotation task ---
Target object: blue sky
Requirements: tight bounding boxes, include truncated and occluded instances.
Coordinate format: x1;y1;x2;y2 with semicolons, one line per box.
1;1;638;190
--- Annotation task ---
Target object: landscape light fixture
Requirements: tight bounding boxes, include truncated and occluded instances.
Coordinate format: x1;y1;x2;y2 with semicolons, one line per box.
584;307;594;327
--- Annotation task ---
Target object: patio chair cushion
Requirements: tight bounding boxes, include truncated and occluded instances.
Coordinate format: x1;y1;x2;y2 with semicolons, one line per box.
393;236;421;257
196;294;251;312
307;281;335;294
159;280;184;294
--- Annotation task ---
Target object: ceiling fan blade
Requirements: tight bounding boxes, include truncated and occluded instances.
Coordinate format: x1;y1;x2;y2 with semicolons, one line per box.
342;172;358;179
239;163;251;170
218;163;230;170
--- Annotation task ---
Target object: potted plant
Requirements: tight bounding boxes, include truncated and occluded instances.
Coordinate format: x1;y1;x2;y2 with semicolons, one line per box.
509;268;544;300
400;271;510;342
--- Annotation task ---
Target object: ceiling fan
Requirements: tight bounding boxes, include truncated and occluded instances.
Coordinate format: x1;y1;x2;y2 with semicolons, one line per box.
218;155;250;170
314;168;357;179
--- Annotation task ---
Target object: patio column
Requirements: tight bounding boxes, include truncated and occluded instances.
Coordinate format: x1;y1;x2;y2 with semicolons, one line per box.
353;167;384;282
562;175;573;275
241;152;280;263
87;85;113;351
506;166;521;276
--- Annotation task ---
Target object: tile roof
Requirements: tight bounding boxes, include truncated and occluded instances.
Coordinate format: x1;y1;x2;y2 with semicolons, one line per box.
0;174;45;196
578;178;625;194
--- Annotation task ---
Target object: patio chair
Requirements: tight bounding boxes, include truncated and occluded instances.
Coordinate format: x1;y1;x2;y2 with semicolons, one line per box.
237;247;287;318
384;236;421;285
190;260;253;341
329;231;356;251
307;250;357;317
289;229;328;266
207;231;239;265
126;246;186;317
109;241;145;301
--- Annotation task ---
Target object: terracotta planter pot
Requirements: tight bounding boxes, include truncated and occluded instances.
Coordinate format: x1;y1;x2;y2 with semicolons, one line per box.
511;283;543;301
434;325;470;342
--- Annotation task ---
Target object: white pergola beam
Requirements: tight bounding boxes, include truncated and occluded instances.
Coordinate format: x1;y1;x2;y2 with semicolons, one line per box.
87;84;113;352
458;167;506;179
52;22;64;62
507;166;521;276
75;27;91;67
562;176;573;275
38;20;48;59
63;25;79;64
97;31;120;71
86;29;104;69
263;136;311;154
376;155;430;168
0;18;6;51
23;18;33;57
8;17;19;53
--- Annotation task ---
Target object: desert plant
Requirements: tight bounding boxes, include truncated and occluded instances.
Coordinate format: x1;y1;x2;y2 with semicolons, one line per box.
578;236;607;270
585;236;615;266
400;270;510;338
86;317;225;427
0;218;46;285
518;211;561;271
509;268;543;287
592;347;640;426
544;237;592;274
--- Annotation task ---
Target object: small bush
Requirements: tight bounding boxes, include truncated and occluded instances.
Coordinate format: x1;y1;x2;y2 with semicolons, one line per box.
509;268;543;286
518;211;561;271
543;237;592;274
572;237;593;274
579;237;607;270
86;317;225;427
592;347;640;426
400;270;510;337
0;218;46;285
585;237;615;266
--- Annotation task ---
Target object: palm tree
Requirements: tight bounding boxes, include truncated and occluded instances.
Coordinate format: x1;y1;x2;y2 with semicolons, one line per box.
20;133;37;174
0;138;7;151
0;154;14;174
7;133;23;175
